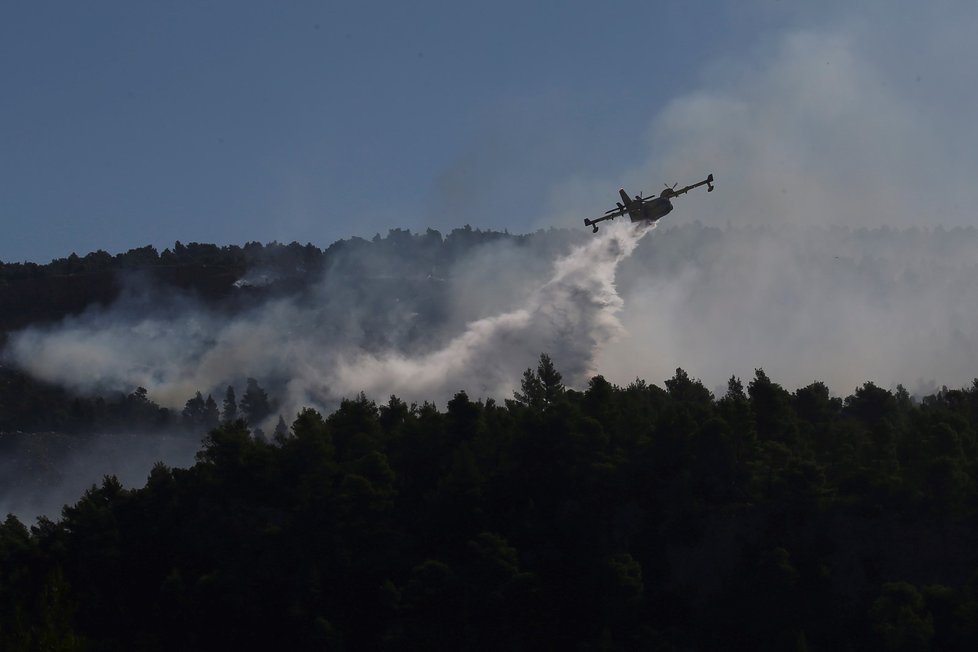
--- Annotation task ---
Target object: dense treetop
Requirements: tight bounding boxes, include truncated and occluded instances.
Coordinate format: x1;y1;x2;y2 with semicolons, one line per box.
0;226;540;283
0;227;568;342
2;357;978;650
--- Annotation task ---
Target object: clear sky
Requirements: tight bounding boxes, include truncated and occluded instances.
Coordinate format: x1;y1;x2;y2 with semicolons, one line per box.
2;1;975;263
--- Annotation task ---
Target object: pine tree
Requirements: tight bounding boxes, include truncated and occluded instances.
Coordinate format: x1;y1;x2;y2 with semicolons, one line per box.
222;385;237;423
204;395;220;430
240;378;272;425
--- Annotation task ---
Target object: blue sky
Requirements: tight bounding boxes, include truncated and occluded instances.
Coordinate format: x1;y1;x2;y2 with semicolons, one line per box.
2;1;975;263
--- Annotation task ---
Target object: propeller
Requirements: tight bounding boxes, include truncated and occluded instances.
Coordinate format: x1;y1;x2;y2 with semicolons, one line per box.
659;182;678;198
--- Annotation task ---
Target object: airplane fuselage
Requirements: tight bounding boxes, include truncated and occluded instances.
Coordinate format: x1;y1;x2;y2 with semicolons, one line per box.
628;196;673;223
618;187;673;224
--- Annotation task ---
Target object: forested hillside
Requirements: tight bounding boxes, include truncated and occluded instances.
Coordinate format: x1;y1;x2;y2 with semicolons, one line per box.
3;227;978;649
2;356;978;650
0;227;569;334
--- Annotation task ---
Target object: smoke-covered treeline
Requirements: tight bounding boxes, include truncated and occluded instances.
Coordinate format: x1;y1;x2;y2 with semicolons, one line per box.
1;224;600;416
0;373;283;521
0;225;591;522
2;358;978;650
4;222;978;524
0;371;275;437
5;222;978;418
0;239;321;282
606;222;978;396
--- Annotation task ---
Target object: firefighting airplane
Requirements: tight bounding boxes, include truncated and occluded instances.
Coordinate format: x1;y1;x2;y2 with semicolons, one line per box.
584;173;714;233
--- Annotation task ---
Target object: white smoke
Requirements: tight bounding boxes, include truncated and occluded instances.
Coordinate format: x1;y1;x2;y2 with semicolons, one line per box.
326;223;650;403
597;223;978;398
544;4;978;396
4;223;649;420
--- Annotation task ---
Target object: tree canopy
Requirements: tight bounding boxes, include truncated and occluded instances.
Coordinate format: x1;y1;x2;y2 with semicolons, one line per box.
3;359;978;650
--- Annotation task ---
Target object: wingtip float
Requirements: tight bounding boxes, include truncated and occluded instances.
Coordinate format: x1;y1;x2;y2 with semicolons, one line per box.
584;173;714;233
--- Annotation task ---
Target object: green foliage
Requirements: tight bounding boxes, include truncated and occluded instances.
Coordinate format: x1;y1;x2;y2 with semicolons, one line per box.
513;353;565;409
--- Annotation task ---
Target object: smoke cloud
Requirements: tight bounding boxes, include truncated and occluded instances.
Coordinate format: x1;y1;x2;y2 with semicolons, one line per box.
328;223;650;403
545;3;978;396
4;224;649;421
600;224;978;397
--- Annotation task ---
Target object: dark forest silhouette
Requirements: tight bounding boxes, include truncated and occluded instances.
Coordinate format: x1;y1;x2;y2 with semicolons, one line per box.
2;355;978;650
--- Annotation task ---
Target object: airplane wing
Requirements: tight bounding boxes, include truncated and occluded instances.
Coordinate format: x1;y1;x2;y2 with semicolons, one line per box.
671;173;714;197
584;207;626;232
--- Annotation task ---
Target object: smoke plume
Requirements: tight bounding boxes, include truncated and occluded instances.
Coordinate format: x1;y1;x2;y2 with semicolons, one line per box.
327;223;650;403
4;224;649;421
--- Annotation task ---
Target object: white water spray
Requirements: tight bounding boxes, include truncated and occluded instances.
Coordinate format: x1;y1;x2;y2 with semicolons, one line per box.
320;222;653;404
